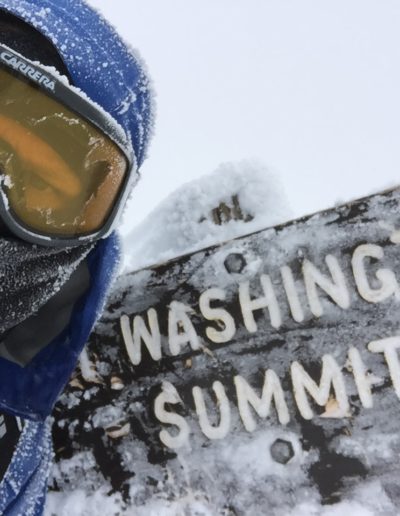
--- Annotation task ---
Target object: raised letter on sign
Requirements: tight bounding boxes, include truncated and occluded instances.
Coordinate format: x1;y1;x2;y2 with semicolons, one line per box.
120;309;161;366
192;381;231;440
281;265;304;322
168;301;200;356
239;274;281;333
154;382;190;449
368;336;400;398
291;355;349;420
234;370;290;432
348;347;373;409
303;255;350;317
199;288;236;344
352;244;400;303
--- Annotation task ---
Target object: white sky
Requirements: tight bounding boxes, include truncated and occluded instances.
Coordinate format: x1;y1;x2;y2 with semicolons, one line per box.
87;0;400;233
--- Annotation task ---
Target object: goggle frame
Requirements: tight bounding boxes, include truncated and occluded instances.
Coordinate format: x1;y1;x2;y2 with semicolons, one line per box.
0;43;137;248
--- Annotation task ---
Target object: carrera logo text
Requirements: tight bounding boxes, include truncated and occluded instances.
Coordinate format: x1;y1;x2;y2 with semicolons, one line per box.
0;51;56;91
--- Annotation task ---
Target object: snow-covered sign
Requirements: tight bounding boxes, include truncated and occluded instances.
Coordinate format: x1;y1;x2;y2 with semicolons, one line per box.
52;187;400;514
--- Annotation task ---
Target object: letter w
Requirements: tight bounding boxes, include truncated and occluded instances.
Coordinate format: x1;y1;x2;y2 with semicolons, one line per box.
120;309;161;365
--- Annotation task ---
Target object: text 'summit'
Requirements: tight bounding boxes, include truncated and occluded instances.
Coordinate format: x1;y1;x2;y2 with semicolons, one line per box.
119;243;400;448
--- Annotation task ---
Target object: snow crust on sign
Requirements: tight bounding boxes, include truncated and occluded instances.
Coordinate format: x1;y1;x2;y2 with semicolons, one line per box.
45;480;393;515
121;160;292;272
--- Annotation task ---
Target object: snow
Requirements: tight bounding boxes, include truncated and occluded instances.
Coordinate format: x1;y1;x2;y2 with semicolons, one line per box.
45;487;124;516
121;160;291;272
46;489;216;516
45;479;395;515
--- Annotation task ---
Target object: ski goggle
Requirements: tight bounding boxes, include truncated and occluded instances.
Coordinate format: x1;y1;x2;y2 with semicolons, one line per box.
0;44;137;247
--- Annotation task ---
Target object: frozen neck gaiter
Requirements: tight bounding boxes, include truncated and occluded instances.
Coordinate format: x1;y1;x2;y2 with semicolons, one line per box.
0;237;94;365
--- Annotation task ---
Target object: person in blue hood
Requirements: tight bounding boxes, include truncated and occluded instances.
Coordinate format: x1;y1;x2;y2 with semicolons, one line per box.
0;1;154;514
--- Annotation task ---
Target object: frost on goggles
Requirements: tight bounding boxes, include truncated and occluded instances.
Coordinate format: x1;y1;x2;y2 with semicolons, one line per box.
0;66;128;237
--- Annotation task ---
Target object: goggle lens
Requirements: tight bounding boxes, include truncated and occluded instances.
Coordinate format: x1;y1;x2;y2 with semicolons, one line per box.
0;66;128;238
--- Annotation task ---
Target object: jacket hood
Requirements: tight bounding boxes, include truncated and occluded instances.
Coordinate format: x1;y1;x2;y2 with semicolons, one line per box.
0;0;155;167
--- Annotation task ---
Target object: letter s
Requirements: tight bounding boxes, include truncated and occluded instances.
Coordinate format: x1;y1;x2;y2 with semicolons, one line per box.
154;382;190;449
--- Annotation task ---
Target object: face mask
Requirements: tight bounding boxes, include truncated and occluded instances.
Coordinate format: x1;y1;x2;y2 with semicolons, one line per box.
0;236;93;365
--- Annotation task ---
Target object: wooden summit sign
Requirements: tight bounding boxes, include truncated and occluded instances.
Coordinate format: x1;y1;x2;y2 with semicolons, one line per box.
52;187;400;513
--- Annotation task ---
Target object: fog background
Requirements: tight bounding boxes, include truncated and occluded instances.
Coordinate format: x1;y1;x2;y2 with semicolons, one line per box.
87;0;400;234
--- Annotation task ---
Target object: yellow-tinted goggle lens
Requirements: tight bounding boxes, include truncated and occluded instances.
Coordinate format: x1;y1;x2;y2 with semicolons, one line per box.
0;66;128;237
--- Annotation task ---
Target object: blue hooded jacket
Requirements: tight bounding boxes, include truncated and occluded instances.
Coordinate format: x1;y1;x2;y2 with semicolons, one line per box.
0;1;154;514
